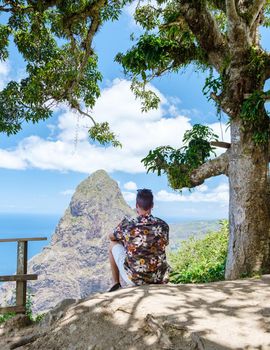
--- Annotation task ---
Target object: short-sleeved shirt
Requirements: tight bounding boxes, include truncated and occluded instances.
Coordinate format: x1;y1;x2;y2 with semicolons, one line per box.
113;214;170;285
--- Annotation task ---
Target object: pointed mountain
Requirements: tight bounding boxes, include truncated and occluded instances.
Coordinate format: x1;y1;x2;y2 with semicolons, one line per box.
0;170;135;314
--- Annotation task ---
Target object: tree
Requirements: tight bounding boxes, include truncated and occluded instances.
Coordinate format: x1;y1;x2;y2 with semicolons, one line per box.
0;0;122;146
0;0;270;279
117;0;270;280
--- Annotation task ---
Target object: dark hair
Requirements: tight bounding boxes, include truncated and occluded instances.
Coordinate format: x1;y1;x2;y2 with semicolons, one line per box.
136;189;153;211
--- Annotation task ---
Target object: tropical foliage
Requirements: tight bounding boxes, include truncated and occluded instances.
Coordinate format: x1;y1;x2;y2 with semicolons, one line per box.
169;220;229;284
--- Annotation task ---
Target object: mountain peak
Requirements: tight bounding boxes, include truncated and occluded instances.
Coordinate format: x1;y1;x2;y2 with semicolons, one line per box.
74;169;118;198
70;170;127;215
81;169;113;187
16;171;134;313
1;170;136;314
91;169;111;178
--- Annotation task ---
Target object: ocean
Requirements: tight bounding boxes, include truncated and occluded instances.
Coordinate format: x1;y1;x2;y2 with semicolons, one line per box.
0;213;222;279
0;214;60;277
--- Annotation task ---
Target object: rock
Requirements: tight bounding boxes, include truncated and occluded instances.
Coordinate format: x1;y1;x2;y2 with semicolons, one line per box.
3;314;32;331
39;299;78;328
0;170;135;314
1;278;270;350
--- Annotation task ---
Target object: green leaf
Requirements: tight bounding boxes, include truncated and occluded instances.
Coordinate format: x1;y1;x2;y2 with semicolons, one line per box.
141;124;219;190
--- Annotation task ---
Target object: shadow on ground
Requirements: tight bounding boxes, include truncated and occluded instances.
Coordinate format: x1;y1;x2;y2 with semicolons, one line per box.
1;276;270;350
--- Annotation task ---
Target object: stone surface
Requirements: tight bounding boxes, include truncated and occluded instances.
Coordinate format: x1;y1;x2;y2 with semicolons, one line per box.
1;276;270;349
0;170;135;314
39;299;78;328
1;314;32;333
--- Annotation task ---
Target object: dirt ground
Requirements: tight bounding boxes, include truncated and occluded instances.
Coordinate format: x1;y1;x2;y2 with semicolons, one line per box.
1;275;270;350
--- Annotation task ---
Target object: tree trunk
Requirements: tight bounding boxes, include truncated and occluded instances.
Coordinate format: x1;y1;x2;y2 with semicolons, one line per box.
226;117;270;279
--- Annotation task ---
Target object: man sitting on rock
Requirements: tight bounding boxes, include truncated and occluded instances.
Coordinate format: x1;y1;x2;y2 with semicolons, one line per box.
108;188;170;291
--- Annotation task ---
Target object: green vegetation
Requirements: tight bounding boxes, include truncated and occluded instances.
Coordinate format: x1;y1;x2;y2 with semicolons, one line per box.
0;291;45;325
0;0;122;147
0;312;16;324
142;124;219;190
169;220;229;284
26;292;45;323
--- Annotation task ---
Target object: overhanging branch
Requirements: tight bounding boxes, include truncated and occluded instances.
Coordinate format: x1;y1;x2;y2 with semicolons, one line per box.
64;0;105;119
169;44;208;70
247;0;266;27
226;0;239;21
190;150;230;187
265;54;270;81
0;6;11;12
178;1;228;72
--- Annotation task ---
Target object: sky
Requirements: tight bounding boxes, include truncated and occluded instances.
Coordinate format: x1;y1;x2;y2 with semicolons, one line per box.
0;6;269;223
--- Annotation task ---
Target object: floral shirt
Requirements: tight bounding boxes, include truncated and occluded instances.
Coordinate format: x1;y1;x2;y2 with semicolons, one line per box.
113;214;170;285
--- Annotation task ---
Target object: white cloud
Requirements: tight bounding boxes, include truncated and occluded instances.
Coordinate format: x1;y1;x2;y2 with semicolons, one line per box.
122;191;136;202
208;121;230;143
155;182;229;203
207;121;231;157
123;181;138;191
0;149;26;170
0;78;230;174
60;189;75;196
0;61;9;76
124;0;164;28
0;79;193;173
0;61;10;90
197;184;208;192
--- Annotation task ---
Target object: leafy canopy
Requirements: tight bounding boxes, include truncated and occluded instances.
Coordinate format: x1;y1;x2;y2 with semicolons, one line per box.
142;124;218;189
1;0;270;177
0;0;122;146
116;0;270;188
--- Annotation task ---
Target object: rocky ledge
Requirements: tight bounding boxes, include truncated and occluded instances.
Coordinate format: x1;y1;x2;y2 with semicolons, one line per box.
1;276;270;350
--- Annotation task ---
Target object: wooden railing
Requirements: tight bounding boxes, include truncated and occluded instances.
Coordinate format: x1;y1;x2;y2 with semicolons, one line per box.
0;237;47;314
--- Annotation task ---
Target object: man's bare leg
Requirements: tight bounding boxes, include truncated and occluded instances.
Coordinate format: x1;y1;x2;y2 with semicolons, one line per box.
109;241;120;284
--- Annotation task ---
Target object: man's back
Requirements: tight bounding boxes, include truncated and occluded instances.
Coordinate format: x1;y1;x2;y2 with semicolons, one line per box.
113;214;169;285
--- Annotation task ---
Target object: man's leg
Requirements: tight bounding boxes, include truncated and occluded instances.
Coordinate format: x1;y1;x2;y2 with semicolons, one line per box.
109;241;121;285
110;242;135;289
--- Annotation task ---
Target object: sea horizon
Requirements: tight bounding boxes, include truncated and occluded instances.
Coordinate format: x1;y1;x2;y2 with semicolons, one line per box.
0;213;224;277
0;213;60;277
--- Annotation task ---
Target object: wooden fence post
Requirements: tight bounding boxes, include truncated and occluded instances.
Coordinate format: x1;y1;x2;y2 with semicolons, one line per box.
0;237;47;315
16;241;28;310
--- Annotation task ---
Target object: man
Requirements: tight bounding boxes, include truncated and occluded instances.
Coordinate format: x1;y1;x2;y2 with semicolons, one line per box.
108;188;169;292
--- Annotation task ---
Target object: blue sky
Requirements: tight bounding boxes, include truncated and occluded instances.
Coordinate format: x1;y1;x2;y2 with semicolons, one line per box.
0;7;269;222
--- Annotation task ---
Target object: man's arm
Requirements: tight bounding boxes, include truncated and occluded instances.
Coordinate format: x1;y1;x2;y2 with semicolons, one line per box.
108;220;125;242
108;231;117;241
164;223;169;246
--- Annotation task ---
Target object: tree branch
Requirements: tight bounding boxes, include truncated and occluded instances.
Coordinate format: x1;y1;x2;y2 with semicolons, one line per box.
226;0;239;21
189;150;230;187
169;44;208;70
65;0;105;109
178;1;228;72
210;92;235;118
0;6;12;12
265;54;270;81
247;0;266;27
145;43;208;83
2;1;33;13
74;105;96;126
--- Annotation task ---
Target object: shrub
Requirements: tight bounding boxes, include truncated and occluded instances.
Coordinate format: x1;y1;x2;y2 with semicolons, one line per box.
169;220;229;284
0;291;45;325
26;292;45;322
0;312;16;324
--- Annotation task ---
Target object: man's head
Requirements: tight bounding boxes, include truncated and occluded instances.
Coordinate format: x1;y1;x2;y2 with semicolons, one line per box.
136;189;154;215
